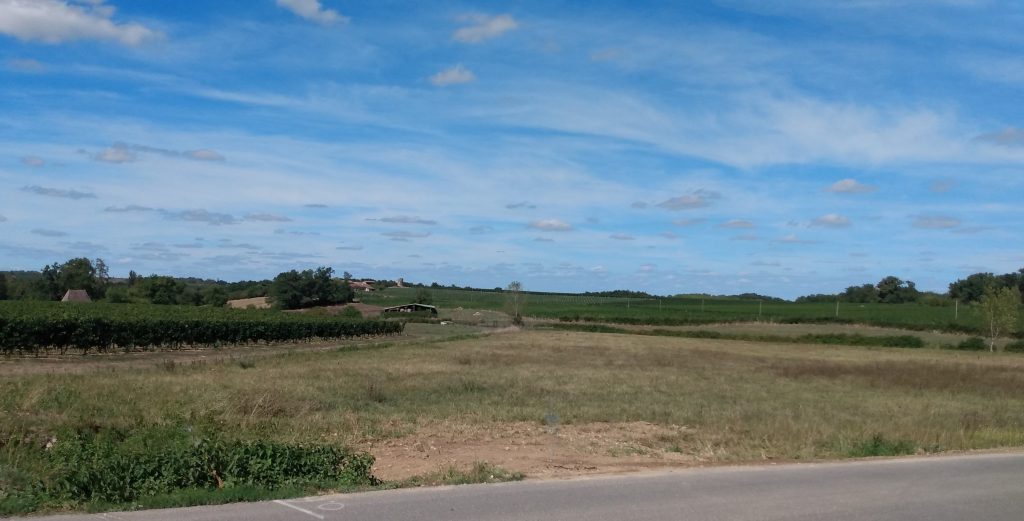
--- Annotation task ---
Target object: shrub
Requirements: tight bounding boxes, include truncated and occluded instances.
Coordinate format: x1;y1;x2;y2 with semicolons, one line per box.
956;337;987;351
1004;340;1024;353
847;434;917;457
41;426;376;505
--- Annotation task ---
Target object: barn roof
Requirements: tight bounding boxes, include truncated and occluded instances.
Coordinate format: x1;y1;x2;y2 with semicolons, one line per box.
61;289;92;303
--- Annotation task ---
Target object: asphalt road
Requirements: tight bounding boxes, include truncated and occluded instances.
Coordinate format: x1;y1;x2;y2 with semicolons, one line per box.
28;452;1024;521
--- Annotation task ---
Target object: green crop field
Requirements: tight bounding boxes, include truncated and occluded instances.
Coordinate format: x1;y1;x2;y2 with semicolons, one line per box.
360;287;1022;334
0;301;402;355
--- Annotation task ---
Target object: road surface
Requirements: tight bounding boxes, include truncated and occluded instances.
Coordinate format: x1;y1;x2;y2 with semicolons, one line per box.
28;452;1024;521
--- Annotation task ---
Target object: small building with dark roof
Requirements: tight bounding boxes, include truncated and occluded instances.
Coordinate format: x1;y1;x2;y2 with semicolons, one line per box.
381;303;438;316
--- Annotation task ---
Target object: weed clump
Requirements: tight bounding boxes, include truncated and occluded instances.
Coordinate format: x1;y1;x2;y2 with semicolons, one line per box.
847;434;917;457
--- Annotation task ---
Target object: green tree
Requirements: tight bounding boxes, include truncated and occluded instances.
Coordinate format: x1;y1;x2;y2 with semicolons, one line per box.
981;285;1021;352
143;276;183;305
414;288;433;305
506;280;525;326
843;283;878;303
0;273;7;300
268;267;352;310
203;285;229;307
949;272;998;303
876;276;919;304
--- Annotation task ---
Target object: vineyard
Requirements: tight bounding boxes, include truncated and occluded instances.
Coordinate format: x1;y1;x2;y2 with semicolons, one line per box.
360;287;1024;335
0;301;403;355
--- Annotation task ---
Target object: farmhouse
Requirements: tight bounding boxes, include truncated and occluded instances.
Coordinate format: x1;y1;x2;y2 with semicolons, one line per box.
381;303;438;316
348;280;375;292
61;289;92;303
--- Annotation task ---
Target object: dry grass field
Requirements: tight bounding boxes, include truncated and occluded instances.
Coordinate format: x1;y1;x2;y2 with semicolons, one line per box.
5;326;1024;484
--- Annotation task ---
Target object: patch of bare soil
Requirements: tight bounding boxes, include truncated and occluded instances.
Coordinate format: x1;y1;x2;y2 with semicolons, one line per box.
364;421;705;481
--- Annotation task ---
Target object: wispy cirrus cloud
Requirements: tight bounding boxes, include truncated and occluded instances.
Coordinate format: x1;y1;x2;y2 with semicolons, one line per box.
506;202;537;210
0;0;161;46
92;143;226;163
974;127;1024;147
22;185;96;199
610;233;635;241
913;215;960;229
453;13;518;43
31;228;67;237
7;58;46;73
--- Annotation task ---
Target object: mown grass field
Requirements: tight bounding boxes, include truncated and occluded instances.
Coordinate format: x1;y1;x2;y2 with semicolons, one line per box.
5;325;1024;513
361;287;1024;334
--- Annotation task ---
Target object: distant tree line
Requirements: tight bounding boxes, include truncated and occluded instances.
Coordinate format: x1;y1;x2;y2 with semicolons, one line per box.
796;269;1024;305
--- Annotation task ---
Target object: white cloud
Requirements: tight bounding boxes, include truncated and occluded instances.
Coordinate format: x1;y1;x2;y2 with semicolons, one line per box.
276;0;348;25
529;219;573;231
673;218;706;227
776;234;816;244
31;228;67;237
827;178;875;193
7;58;46;72
94;145;136;163
187;149;225;161
245;213;292;222
656;189;721;210
913;215;961;229
453;13;518;43
22;185;96;199
0;0;160;46
371;216;438;225
811;213;852;228
430;64;476;87
610;233;635;240
975;127;1024;147
21;156;45;167
719;219;755;229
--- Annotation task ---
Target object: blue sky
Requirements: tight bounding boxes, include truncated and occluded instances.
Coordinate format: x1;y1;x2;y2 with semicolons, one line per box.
1;0;1023;298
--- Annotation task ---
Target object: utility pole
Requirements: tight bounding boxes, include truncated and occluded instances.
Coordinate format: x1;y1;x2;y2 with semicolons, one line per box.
835;299;840;318
955;299;959;321
758;300;763;321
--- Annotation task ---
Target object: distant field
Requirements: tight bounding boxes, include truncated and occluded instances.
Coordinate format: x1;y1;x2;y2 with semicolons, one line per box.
360;287;1023;334
5;327;1024;514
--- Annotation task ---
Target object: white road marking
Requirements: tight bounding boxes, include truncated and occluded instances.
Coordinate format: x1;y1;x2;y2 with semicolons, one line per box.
273;499;325;519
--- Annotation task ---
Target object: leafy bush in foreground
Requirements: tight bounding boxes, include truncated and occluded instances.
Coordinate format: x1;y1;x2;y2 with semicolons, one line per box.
2;426;376;513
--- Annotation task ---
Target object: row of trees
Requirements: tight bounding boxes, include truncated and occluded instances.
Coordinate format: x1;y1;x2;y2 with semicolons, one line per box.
797;276;925;304
949;269;1024;304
